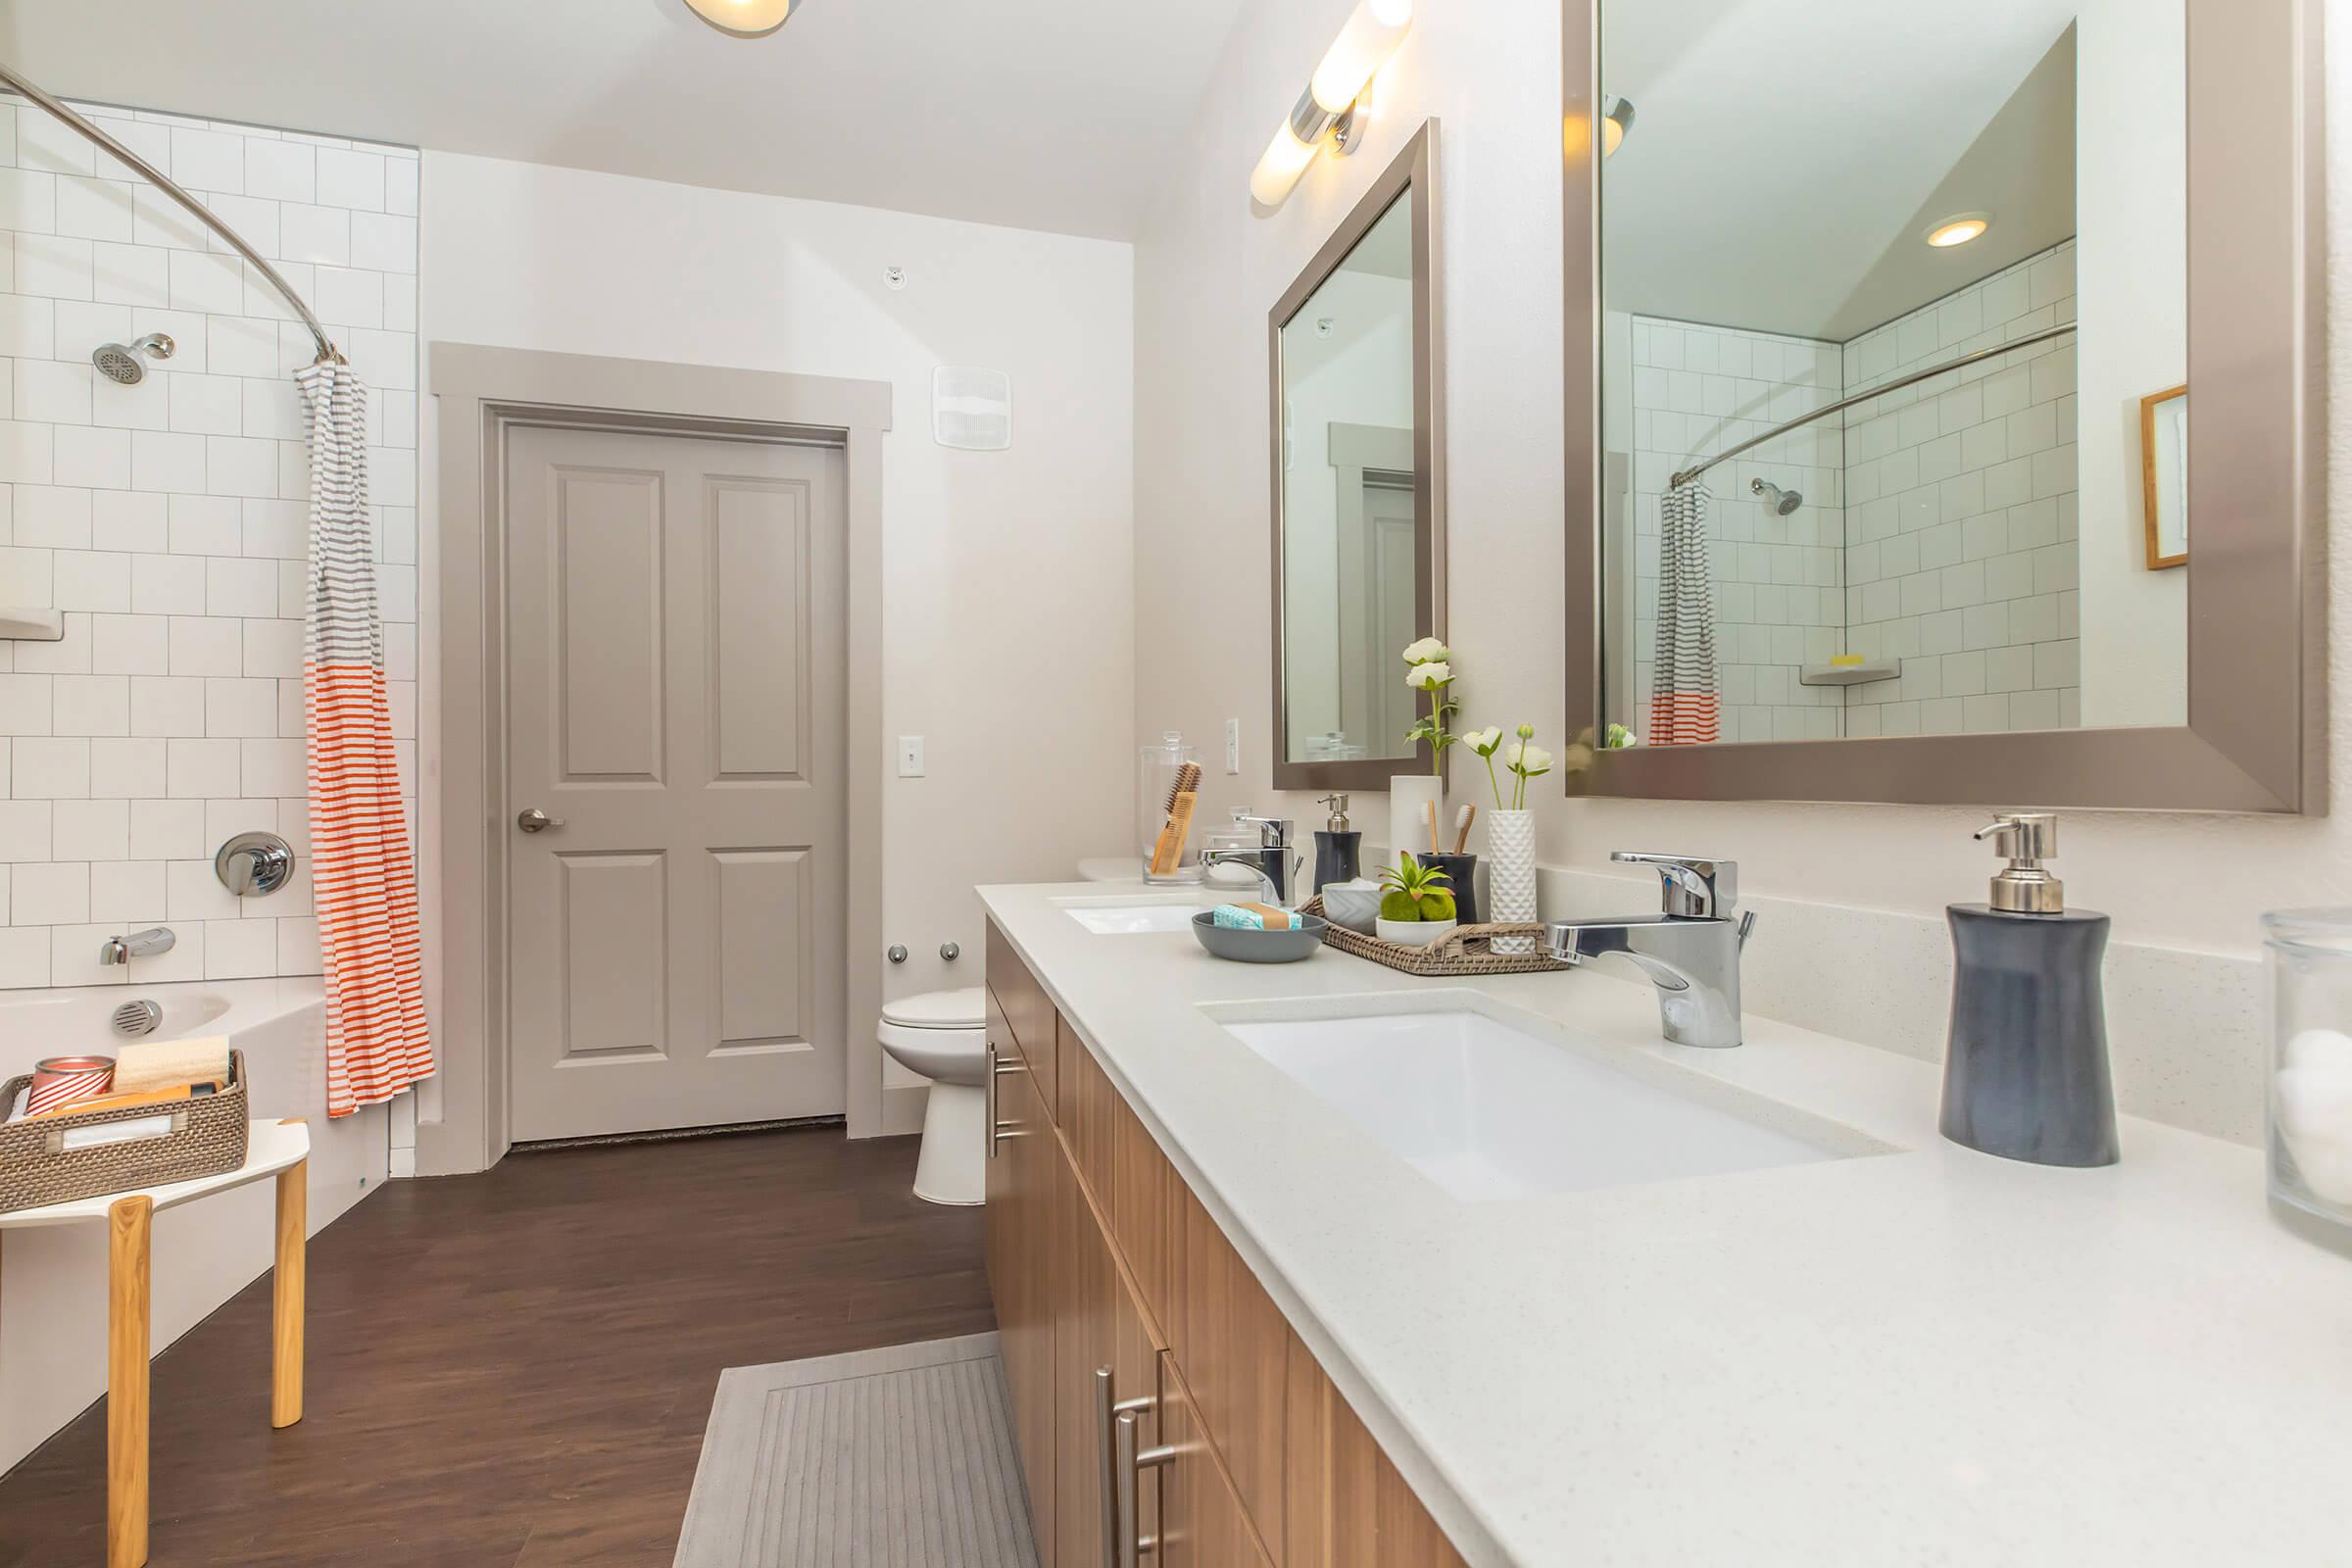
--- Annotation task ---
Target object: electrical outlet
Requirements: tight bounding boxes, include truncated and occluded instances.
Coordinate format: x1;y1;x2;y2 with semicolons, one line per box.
898;735;926;777
1224;718;1241;774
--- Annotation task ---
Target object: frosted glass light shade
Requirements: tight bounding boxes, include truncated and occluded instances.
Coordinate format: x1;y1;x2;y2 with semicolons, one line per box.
1309;0;1414;113
685;0;793;37
1250;120;1321;207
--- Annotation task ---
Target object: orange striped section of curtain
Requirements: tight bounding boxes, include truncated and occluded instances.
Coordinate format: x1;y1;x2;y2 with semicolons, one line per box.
299;363;433;1118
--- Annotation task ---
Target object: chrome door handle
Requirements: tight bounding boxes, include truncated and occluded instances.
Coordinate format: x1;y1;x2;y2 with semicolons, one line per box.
1114;1408;1177;1568
516;808;565;834
1095;1367;1155;1568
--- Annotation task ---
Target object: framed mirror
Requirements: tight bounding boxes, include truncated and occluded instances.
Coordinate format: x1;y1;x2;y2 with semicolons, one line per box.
1563;2;2323;811
1271;122;1446;792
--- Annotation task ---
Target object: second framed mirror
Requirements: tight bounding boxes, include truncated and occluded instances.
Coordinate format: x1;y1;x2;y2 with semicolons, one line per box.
1270;121;1446;793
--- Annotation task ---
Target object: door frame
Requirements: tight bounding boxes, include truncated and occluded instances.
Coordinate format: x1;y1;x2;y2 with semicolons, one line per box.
422;343;899;1175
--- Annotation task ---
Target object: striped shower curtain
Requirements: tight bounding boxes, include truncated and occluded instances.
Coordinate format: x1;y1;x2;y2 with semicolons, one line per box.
297;363;433;1117
1647;478;1721;746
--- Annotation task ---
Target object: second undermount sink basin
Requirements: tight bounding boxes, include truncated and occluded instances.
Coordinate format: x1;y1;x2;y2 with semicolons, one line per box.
1057;897;1204;935
1214;999;1861;1202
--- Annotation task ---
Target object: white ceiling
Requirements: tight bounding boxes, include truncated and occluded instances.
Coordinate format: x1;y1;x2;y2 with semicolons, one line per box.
1600;0;2084;342
0;0;1252;241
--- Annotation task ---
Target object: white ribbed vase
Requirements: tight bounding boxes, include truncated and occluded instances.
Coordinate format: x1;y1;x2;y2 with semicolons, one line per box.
1486;809;1539;954
1388;773;1445;865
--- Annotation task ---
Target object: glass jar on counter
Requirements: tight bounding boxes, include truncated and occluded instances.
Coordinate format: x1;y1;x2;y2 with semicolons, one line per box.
2262;908;2352;1251
1138;731;1204;884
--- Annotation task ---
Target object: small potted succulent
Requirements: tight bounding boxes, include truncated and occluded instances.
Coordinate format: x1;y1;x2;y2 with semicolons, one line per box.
1374;852;1457;948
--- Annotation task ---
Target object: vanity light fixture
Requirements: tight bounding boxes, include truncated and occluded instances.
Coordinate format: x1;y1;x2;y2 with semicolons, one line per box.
1250;0;1414;209
683;0;795;38
1925;212;1992;248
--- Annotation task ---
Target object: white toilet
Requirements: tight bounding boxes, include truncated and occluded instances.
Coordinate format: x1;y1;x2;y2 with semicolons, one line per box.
879;987;989;1205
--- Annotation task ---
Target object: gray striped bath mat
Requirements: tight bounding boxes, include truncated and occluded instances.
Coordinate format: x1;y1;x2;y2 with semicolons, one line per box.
674;1332;1041;1567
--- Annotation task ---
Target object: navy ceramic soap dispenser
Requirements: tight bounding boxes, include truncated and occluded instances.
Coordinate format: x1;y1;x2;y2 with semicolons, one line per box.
1939;811;2120;1167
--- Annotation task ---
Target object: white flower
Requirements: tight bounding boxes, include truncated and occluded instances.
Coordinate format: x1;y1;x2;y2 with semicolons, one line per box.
1465;726;1503;756
1400;637;1450;665
1507;742;1554;775
1405;661;1451;691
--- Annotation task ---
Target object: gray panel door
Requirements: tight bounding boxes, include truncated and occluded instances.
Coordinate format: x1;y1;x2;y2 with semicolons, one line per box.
505;425;848;1141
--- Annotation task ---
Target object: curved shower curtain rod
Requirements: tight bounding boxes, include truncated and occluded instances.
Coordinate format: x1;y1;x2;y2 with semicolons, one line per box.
0;60;343;366
1668;321;2078;490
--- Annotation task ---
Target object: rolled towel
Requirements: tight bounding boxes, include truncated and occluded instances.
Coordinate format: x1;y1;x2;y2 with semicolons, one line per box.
113;1035;232;1097
1211;903;1295;931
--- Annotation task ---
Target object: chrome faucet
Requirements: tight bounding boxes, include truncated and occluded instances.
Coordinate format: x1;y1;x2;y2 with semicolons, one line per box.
99;926;176;966
1201;815;1299;907
1546;853;1756;1049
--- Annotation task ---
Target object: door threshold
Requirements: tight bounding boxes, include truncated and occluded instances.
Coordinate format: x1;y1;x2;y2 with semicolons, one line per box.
511;1114;847;1154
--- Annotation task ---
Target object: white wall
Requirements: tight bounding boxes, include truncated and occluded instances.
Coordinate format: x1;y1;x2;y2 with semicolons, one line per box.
2075;0;2188;727
0;95;419;987
1132;0;2351;998
418;153;1136;1125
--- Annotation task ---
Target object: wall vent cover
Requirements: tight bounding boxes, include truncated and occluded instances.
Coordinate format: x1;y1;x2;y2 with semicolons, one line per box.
932;367;1013;452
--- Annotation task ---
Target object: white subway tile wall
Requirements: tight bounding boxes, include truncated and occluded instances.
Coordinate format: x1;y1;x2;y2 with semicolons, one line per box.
1628;319;1848;744
0;95;417;987
1626;239;2079;745
1838;241;2079;738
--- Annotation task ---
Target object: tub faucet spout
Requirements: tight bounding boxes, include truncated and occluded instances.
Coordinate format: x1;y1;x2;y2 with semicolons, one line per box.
99;927;176;966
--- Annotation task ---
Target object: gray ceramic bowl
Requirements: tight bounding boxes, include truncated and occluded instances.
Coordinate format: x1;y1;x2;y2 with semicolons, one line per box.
1191;909;1327;963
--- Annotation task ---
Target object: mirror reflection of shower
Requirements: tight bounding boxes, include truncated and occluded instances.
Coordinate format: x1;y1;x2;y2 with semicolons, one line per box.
1750;477;1803;515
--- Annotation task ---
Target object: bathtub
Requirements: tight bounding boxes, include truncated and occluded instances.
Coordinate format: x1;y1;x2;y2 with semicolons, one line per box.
0;978;389;1476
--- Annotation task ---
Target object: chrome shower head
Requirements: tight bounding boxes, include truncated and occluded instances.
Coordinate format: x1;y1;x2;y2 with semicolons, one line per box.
1751;478;1803;516
92;332;175;386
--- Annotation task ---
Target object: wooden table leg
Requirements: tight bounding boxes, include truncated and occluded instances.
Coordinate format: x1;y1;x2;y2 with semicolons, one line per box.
108;1195;152;1568
272;1156;307;1429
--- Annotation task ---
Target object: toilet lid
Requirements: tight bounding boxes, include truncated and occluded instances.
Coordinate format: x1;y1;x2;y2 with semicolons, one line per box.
881;987;986;1030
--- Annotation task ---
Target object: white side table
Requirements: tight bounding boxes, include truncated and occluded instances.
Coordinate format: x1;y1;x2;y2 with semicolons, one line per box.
0;1117;312;1568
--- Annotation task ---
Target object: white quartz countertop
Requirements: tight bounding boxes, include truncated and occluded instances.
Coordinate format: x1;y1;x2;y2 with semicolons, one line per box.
978;880;2352;1567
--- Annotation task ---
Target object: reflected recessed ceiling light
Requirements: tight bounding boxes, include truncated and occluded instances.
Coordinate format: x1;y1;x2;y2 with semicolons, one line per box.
684;0;795;38
1926;214;1992;248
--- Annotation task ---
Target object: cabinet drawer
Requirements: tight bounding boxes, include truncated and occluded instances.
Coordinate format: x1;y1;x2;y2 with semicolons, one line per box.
987;921;1058;1116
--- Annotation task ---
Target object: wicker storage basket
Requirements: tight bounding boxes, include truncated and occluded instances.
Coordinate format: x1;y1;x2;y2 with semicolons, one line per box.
1298;899;1574;976
0;1051;249;1214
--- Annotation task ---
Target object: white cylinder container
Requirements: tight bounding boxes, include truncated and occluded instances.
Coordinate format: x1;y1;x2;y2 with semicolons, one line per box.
1486;809;1539;955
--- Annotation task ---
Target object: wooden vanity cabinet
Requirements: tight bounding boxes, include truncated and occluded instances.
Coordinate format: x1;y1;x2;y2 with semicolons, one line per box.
985;929;1464;1568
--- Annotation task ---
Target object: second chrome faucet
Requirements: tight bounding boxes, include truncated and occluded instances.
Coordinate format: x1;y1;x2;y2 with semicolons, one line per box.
1546;852;1755;1049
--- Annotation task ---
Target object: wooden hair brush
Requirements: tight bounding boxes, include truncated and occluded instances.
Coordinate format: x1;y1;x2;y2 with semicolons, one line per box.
1150;760;1203;876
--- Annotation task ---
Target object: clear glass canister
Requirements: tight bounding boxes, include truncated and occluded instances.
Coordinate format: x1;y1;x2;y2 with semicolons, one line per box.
1139;731;1203;884
2262;907;2352;1250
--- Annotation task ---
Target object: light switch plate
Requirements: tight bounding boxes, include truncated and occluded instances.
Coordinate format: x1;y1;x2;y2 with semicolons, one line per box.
898;736;926;777
1224;718;1241;774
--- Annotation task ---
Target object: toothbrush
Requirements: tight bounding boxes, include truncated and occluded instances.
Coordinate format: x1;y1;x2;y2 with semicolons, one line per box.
1451;804;1476;855
1425;800;1440;856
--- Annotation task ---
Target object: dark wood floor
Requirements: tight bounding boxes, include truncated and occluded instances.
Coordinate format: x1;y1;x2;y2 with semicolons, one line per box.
0;1127;995;1567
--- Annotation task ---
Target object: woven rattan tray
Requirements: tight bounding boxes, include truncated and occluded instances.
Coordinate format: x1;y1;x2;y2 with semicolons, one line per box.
1298;898;1573;976
0;1050;250;1214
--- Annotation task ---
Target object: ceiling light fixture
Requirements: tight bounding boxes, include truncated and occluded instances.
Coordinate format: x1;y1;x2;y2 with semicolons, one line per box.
683;0;795;39
1250;0;1415;209
1925;213;1992;248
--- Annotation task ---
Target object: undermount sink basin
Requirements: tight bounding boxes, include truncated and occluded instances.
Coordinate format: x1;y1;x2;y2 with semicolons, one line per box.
1215;1000;1858;1202
1058;899;1203;935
